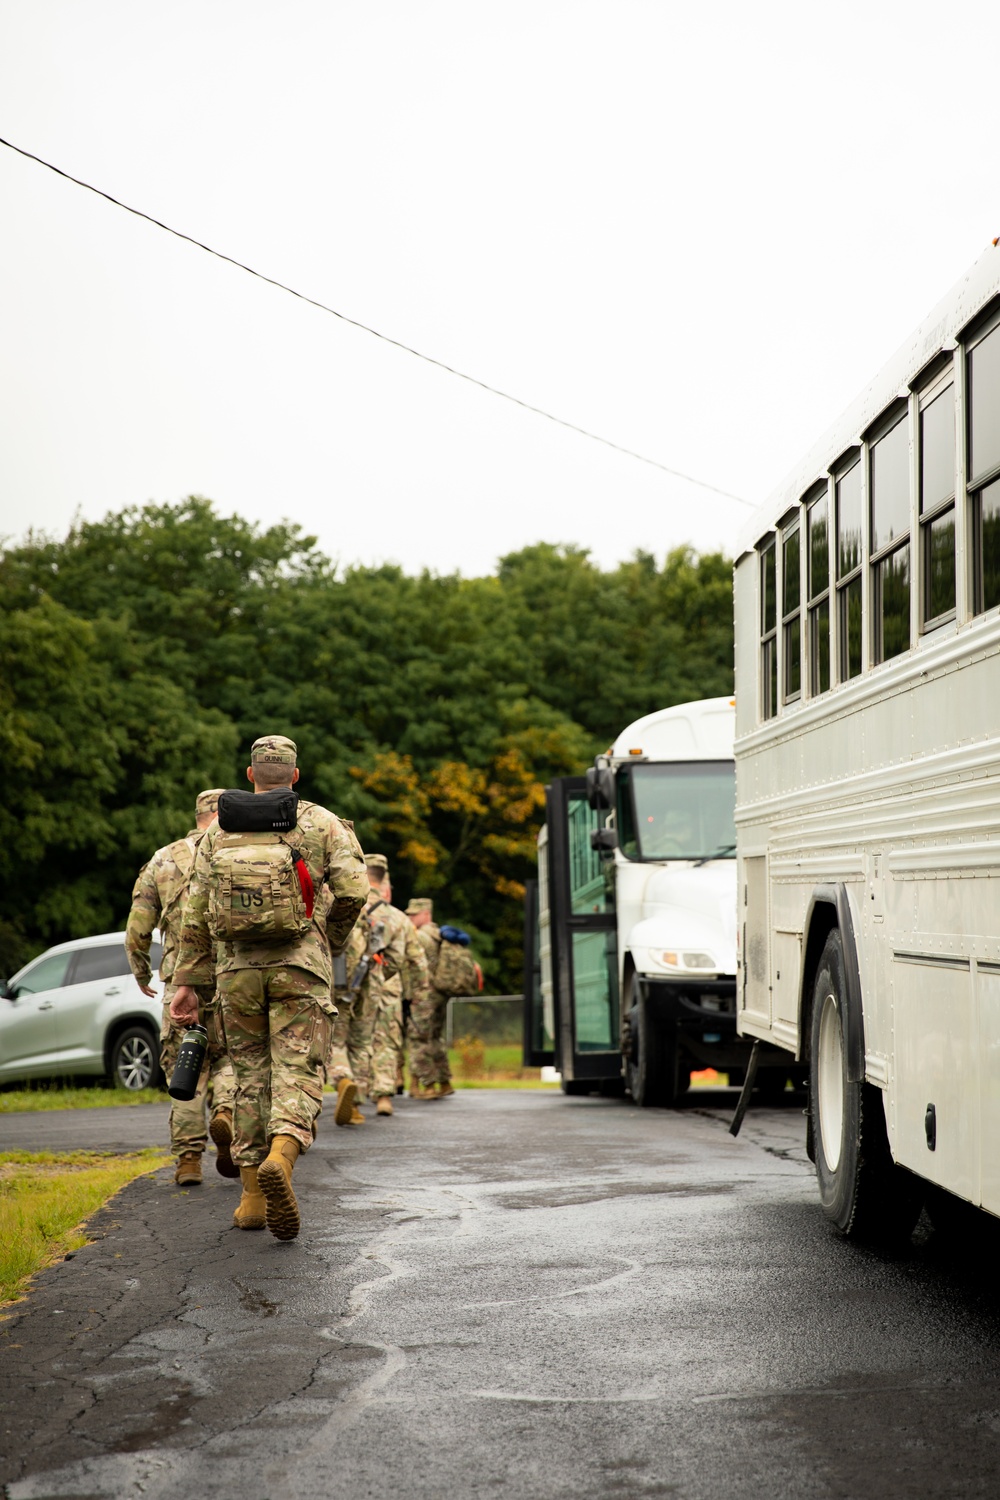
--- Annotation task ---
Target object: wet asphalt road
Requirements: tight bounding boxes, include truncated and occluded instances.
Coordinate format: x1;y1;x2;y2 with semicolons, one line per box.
4;1088;1000;1500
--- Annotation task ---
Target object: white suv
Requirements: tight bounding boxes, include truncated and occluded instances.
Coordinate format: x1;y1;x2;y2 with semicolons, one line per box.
0;932;164;1091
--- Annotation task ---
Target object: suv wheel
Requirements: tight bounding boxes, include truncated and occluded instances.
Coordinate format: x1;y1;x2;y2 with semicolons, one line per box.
111;1025;161;1091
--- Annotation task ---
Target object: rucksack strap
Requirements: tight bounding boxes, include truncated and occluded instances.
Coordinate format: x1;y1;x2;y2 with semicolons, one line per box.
276;835;315;919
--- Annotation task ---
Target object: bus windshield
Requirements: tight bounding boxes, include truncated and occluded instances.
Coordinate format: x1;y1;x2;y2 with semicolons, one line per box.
617;761;736;862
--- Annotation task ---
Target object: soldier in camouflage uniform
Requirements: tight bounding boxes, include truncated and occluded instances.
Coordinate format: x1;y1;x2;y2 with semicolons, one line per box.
367;858;429;1116
406;897;454;1099
327;854;428;1119
126;788;237;1185
172;736;367;1241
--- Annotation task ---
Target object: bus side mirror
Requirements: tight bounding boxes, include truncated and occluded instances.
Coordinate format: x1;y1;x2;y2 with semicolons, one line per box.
0;980;12;1000
590;828;618;852
586;766;615;810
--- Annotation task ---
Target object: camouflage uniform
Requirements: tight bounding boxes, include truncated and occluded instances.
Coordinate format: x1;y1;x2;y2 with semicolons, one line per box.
125;792;235;1162
173;765;367;1168
327;881;429;1100
407;899;451;1089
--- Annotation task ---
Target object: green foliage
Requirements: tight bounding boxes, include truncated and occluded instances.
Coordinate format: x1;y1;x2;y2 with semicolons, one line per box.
0;500;734;985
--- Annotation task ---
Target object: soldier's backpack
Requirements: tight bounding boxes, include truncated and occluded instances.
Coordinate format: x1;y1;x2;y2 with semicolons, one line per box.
208;791;315;944
433;926;479;996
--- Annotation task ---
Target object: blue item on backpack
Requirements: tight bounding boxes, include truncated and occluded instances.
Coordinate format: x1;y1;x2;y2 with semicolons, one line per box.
439;924;471;946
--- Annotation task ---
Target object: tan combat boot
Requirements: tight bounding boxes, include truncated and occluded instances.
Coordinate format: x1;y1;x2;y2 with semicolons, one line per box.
174;1153;202;1185
334;1077;358;1127
349;1105;365;1124
409;1080;437;1101
375;1096;393;1116
436;1081;456;1098
257;1135;301;1241
209;1111;240;1178
233;1165;266;1230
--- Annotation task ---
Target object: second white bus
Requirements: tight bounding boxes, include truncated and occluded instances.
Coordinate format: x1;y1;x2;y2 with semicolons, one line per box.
734;240;1000;1240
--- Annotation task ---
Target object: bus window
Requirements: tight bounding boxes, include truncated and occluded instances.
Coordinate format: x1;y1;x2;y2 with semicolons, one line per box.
616;762;735;863
760;539;777;718
807;493;830;693
919;382;956;627
969;319;1000;613
979;476;1000;612
969;321;1000;485
782;524;801;701
870;414;911;663
836;462;863;679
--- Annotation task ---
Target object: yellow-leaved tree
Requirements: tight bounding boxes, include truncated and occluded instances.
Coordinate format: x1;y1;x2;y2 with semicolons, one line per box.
347;712;591;987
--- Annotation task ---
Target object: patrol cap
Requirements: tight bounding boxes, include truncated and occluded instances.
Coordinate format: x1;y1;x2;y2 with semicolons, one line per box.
250;734;298;767
365;852;389;875
195;787;225;818
406;897;433;915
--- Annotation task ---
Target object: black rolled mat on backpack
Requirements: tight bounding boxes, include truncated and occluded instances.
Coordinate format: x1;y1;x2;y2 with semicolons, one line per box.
217;788;299;833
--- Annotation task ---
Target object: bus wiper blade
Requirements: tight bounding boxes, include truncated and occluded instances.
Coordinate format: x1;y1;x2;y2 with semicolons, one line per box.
693;843;736;867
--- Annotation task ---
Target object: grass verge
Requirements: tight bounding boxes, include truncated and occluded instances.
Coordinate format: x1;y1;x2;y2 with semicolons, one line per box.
0;1086;165;1113
0;1149;168;1307
449;1041;556;1086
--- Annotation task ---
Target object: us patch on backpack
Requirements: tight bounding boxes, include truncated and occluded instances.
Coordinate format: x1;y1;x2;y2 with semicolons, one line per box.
207;832;313;945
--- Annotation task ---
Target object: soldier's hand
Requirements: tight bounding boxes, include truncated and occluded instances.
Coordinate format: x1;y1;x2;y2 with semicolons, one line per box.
170;986;199;1024
138;983;156;998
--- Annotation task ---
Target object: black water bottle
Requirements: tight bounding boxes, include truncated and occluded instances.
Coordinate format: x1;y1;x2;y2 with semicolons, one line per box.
168;1023;208;1100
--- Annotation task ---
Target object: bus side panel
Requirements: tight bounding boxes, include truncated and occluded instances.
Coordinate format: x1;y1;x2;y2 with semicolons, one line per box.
891;953;979;1203
978;968;1000;1216
770;878;804;1044
886;863;1000;1211
740;855;771;1031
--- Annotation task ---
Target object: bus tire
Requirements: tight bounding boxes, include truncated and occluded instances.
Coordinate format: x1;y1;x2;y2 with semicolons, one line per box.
625;995;665;1107
810;930;922;1242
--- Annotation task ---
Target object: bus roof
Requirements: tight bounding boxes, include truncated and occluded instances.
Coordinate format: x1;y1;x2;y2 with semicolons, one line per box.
609;697;735;762
735;240;1000;560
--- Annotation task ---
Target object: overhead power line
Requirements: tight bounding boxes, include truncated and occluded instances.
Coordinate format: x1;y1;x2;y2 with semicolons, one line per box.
0;133;754;508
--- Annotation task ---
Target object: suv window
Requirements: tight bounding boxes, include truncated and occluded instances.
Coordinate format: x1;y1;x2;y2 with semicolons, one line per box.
70;944;132;985
14;951;72;996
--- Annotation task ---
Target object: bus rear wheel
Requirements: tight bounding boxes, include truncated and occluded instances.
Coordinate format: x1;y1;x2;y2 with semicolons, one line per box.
810;929;921;1242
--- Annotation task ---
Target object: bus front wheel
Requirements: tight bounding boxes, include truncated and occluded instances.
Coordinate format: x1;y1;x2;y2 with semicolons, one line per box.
626;993;687;1108
810;930;922;1242
626;990;661;1107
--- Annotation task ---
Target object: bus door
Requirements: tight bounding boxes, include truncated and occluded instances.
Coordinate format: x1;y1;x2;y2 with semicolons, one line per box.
545;776;620;1084
522;875;553;1066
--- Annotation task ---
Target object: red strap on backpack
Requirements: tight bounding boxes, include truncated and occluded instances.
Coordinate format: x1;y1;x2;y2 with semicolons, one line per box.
290;849;315;918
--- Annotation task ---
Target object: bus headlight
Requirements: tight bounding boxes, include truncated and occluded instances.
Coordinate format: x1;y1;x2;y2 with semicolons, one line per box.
661;950;718;973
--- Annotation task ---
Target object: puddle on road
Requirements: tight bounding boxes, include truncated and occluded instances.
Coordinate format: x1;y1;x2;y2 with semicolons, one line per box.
108;1389;196;1453
496;1180;735;1211
233;1279;279;1317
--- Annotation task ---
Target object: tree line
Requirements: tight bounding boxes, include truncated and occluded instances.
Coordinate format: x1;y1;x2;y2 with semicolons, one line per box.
0;498;735;987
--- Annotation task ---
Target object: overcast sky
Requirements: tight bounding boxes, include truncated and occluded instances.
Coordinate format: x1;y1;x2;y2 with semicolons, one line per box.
1;0;998;576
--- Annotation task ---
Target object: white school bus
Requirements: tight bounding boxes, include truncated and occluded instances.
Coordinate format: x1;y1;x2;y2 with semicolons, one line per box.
733;241;1000;1239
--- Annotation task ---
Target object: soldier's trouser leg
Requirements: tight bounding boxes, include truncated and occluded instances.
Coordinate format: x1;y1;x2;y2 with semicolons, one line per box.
326;988;358;1084
160;995;210;1159
429;992;451;1086
204;1002;236;1119
348;981;379;1099
368;992;404;1099
217;965;333;1167
409;988;446;1087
